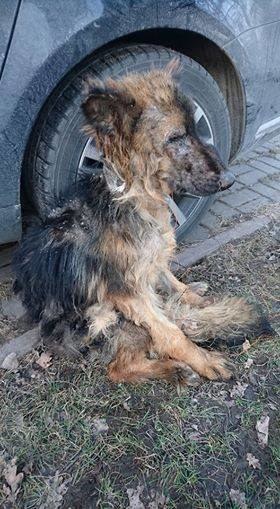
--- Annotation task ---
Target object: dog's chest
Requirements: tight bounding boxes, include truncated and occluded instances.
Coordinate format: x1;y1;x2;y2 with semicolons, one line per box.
131;214;176;287
100;200;175;292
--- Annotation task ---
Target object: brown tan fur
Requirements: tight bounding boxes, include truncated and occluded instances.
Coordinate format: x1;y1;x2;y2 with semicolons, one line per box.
81;63;236;382
83;293;266;385
14;60;271;386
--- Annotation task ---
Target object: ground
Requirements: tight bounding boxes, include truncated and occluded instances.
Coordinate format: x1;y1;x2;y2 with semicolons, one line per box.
0;281;19;347
0;223;279;509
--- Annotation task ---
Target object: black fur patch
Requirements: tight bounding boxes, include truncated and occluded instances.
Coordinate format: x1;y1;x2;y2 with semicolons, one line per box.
13;172;142;341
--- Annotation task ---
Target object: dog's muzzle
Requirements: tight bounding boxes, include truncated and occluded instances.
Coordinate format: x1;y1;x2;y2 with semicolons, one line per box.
219;171;235;191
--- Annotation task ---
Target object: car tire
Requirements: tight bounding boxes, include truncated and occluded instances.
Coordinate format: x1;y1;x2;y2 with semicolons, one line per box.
24;44;231;241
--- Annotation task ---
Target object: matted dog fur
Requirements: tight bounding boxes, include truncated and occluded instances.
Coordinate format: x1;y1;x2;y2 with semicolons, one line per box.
13;61;272;385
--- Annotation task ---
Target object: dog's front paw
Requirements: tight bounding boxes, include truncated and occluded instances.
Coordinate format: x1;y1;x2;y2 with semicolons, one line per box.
188;281;209;296
201;350;235;381
182;292;215;309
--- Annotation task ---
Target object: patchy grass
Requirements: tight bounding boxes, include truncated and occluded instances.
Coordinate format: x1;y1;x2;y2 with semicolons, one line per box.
0;277;21;347
0;279;12;301
0;225;279;508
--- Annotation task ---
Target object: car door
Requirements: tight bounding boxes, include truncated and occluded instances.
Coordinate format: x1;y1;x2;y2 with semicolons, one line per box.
0;1;21;79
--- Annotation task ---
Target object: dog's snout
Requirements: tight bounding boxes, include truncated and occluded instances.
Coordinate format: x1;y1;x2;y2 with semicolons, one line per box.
219;171;235;191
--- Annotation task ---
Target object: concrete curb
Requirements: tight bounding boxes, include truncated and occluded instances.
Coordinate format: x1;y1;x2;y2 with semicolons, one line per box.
1;297;25;320
0;328;39;366
173;214;272;270
0;265;12;283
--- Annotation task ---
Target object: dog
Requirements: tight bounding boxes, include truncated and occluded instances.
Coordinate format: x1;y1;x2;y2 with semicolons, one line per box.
13;60;271;385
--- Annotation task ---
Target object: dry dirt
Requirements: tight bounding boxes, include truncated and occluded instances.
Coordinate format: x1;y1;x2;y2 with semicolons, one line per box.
0;223;279;508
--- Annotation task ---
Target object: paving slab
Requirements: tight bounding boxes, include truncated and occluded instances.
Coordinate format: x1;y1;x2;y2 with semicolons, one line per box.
238;196;272;214
251;182;278;200
249;159;279;175
230;164;253;176
262;178;280;191
183;224;210;243
237;169;266;186
220;188;259;207
200;211;221;230
210;200;237;219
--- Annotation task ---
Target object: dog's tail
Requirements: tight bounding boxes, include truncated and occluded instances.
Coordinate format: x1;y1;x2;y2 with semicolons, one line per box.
167;296;275;346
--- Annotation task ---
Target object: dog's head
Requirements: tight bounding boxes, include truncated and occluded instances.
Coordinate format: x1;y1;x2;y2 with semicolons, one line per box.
82;60;234;198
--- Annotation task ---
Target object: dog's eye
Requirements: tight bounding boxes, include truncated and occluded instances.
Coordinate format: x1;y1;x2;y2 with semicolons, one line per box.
168;133;185;144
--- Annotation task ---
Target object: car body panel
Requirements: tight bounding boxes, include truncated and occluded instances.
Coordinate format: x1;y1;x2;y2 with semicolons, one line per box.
0;0;280;243
224;21;280;143
0;0;21;76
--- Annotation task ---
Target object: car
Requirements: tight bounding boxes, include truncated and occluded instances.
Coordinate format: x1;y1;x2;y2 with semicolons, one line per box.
1;0;280;245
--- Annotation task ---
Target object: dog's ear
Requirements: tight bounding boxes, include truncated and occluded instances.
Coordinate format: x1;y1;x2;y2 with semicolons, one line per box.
82;78;141;140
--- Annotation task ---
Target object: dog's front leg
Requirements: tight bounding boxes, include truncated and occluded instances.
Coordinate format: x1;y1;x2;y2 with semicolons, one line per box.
159;269;211;308
111;294;233;381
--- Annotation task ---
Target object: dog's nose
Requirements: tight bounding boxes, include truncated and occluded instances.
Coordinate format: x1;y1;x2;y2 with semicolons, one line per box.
219;171;235;191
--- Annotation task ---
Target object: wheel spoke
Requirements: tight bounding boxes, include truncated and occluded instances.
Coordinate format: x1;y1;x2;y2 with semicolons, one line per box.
166;196;187;226
78;139;102;174
202;135;214;145
83;141;101;161
194;102;214;145
194;105;204;124
181;192;201;198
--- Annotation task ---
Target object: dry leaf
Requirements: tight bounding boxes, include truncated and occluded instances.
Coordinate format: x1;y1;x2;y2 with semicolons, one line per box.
127;485;167;509
246;452;261;469
189;428;203;443
224;399;235;408
1;352;19;371
2;457;24;504
229;489;247;509
244;358;253;369
36;352;52;369
230;382;248;398
248;372;258;386
92;418;109;437
127;484;145;509
123;400;132;411
39;471;70;509
22;459;34;475
148;490;168;508
242;340;251;352
256;415;270;447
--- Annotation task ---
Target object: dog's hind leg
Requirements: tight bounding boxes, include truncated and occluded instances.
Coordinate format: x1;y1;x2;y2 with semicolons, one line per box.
108;350;201;385
110;294;234;381
107;321;200;386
